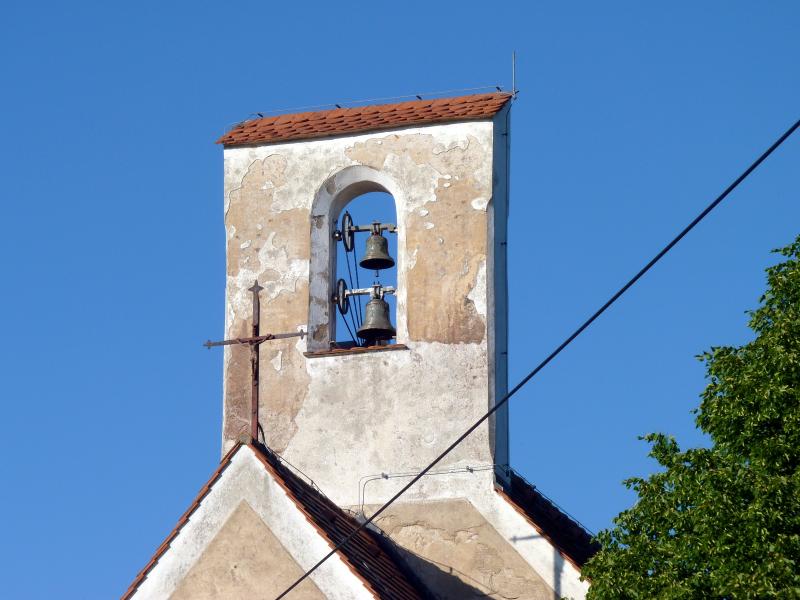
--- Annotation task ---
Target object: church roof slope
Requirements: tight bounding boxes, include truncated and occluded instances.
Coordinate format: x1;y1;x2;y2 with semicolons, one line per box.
216;92;512;147
123;441;427;599
499;469;601;569
250;441;429;599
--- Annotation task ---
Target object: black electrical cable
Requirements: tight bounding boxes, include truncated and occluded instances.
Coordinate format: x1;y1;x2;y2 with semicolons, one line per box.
276;116;800;599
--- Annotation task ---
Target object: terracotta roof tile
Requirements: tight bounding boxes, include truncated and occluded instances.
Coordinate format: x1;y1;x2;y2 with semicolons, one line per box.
217;92;512;147
498;470;600;569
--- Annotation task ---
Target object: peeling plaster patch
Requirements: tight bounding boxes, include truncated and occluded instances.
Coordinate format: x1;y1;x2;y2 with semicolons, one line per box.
295;331;307;352
345;132;492;215
260;252;307;302
406;248;419;271
467;261;487;319
471;196;491;211
271;350;283;372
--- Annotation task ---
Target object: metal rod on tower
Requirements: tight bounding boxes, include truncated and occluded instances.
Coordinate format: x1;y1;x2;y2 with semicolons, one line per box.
249;281;263;441
203;280;305;444
512;50;517;98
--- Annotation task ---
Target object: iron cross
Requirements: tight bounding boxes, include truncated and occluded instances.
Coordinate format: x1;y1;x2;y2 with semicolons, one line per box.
204;280;305;442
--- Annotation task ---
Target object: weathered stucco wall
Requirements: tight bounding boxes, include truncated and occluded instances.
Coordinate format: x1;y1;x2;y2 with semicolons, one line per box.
360;483;589;600
221;119;508;507
370;499;555;599
171;501;324;600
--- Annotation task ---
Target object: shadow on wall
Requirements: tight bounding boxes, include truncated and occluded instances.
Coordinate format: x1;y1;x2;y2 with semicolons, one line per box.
388;543;558;600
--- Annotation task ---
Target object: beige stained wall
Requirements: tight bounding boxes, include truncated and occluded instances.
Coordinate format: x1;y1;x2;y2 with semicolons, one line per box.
171;500;324;600
369;499;556;600
221;119;505;507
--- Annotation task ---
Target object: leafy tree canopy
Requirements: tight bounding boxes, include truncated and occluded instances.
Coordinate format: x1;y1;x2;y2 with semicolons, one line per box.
583;236;800;599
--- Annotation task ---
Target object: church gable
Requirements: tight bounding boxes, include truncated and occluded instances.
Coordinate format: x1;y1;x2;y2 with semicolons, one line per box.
171;500;324;599
125;444;421;599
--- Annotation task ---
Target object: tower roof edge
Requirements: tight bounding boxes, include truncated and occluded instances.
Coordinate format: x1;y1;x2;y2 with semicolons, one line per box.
217;92;512;147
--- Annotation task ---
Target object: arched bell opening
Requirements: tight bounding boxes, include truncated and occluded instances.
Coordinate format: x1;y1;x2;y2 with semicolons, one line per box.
332;191;398;348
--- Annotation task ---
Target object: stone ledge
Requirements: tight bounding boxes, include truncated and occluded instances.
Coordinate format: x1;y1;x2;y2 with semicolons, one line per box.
303;344;408;359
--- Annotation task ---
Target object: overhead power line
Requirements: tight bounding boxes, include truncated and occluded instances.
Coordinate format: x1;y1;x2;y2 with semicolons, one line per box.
276;116;800;599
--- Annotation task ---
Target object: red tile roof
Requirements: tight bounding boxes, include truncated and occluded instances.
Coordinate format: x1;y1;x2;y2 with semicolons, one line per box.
217;93;512;147
122;442;426;599
499;469;600;569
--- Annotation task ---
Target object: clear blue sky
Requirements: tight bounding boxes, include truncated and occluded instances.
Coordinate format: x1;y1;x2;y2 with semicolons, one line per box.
1;2;798;597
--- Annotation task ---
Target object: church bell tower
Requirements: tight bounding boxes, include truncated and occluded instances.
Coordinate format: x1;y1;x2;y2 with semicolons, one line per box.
219;93;512;507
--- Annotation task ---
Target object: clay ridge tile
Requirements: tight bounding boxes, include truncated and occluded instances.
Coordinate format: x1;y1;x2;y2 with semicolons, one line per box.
217;92;511;147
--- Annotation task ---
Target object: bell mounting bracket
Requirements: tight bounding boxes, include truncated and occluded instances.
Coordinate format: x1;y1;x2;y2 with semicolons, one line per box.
346;283;397;300
333;211;397;253
332;280;396;315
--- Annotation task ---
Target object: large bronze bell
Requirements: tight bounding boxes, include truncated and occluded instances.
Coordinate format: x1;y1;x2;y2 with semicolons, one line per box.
359;233;395;271
357;296;396;343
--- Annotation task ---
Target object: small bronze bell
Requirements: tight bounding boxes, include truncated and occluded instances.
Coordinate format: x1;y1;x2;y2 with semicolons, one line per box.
359;233;395;271
357;297;396;344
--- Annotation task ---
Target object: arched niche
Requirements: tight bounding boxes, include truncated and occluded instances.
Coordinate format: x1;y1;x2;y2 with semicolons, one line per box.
307;166;407;352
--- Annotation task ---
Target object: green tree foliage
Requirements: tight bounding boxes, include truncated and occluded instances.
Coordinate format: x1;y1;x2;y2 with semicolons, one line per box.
583;236;800;599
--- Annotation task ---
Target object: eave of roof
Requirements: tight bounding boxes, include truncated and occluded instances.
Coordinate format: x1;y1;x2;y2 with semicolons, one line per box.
498;470;600;569
217;92;512;147
122;442;426;599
